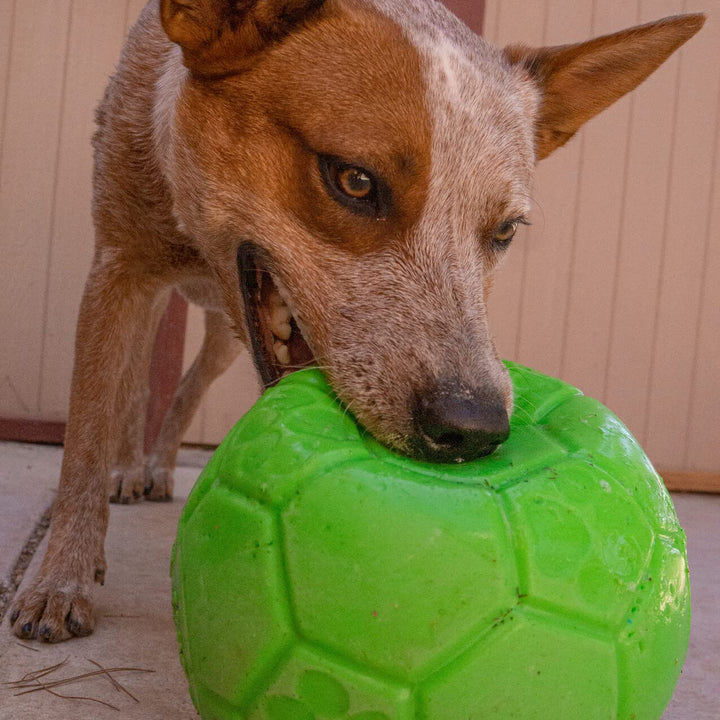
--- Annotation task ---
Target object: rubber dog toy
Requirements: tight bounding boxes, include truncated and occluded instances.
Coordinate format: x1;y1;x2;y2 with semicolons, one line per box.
172;363;689;720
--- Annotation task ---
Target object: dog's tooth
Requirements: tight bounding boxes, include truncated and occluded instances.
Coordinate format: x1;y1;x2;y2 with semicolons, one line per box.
270;304;293;340
273;321;292;341
273;341;291;365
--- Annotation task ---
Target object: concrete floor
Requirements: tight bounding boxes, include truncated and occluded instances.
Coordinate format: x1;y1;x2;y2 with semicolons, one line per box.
0;440;717;719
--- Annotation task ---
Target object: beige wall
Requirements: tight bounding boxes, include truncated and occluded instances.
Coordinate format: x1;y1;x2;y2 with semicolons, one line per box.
1;0;148;419
1;0;718;472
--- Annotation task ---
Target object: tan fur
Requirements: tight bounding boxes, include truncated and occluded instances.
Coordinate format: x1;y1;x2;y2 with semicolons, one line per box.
9;0;703;642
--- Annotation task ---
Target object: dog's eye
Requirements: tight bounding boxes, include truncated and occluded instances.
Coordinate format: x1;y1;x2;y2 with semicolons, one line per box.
336;167;373;199
319;156;384;217
493;220;519;244
492;217;529;248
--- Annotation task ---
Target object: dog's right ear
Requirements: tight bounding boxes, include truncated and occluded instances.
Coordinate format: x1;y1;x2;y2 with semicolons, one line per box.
160;0;325;75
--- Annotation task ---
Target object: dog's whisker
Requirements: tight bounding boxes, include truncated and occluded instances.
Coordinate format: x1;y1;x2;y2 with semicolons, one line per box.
339;398;359;422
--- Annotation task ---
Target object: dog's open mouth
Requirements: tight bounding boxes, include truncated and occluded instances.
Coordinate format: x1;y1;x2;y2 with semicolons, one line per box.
237;243;315;388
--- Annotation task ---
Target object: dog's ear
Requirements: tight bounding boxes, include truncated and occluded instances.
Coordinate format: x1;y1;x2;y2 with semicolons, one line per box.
505;14;705;160
160;0;325;75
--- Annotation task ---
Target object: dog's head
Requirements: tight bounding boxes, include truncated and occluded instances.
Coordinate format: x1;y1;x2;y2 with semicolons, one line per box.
159;0;703;462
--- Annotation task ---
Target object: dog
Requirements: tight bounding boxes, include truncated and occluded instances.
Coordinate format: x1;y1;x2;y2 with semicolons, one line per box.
9;0;703;642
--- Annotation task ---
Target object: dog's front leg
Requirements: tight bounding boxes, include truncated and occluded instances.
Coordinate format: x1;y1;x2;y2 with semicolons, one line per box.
145;308;240;501
109;288;172;504
9;257;162;642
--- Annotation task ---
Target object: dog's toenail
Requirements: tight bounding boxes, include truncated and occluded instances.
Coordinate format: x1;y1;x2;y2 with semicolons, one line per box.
70;618;93;637
21;622;33;636
10;610;19;623
39;625;53;640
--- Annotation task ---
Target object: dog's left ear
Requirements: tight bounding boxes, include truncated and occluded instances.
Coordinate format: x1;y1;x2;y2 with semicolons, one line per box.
505;14;705;160
160;0;326;75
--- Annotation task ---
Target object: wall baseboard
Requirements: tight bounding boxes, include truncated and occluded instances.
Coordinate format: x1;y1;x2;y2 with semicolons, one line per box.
0;418;65;444
659;471;720;494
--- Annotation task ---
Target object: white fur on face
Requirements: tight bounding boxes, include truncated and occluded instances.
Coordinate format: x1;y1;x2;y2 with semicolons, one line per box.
370;0;537;232
367;0;538;405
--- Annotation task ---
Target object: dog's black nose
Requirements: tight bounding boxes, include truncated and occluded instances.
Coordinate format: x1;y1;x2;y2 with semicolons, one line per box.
413;384;510;463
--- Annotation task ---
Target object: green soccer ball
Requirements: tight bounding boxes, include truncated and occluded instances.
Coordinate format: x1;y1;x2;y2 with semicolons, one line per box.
171;363;689;720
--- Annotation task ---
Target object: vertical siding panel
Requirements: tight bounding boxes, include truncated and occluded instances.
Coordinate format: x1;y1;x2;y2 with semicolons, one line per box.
39;1;135;419
485;0;547;360
645;4;720;469
685;79;720;472
604;0;684;445
513;0;593;379
181;305;209;444
0;0;16;148
0;0;72;418
559;1;639;402
680;0;720;474
0;2;15;413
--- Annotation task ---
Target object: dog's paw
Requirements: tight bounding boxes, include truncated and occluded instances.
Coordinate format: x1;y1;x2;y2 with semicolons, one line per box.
9;575;98;643
109;466;145;504
144;465;174;502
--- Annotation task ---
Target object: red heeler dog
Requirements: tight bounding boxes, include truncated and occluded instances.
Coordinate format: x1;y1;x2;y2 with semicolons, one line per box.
10;0;704;642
